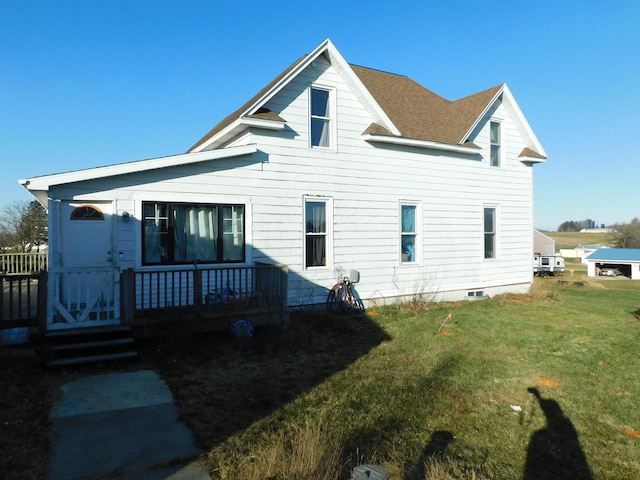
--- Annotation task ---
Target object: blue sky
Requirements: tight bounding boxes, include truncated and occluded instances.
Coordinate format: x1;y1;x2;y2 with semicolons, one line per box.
1;1;638;231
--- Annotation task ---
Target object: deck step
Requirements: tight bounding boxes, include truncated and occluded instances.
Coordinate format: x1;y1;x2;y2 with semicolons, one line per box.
47;351;139;367
49;337;136;351
45;325;132;337
43;326;138;367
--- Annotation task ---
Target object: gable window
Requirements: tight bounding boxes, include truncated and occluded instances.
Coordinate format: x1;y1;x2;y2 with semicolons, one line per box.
401;202;421;264
304;197;332;268
483;206;497;259
490;121;501;167
142;201;244;265
310;86;333;148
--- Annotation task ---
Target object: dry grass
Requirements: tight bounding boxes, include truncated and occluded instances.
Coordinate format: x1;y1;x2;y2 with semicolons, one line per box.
208;416;344;480
544;231;610;249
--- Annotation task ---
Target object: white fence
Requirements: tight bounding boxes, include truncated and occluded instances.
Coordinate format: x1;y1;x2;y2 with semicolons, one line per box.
0;253;48;275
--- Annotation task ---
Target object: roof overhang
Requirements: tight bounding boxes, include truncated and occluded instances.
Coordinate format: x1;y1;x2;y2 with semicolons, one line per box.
519;155;546;165
363;134;481;155
203;117;286;150
19;143;258;206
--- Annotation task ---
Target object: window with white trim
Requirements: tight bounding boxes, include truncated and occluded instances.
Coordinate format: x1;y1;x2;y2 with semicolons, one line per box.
309;86;333;148
490;121;501;167
142;201;245;265
483;206;497;259
304;197;332;268
400;202;421;264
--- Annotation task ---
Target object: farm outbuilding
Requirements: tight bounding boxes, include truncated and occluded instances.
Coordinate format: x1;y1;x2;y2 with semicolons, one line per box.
585;248;640;279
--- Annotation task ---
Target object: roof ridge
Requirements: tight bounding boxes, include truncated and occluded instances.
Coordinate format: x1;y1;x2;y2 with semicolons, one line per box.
349;64;408;78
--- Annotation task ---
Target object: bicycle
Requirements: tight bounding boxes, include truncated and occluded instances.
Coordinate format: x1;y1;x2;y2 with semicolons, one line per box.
326;274;365;314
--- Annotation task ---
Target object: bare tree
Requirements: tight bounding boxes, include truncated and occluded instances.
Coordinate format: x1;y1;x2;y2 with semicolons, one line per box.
606;218;640;248
0;200;48;252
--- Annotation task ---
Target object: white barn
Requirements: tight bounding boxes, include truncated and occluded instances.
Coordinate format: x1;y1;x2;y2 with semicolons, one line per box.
21;39;547;332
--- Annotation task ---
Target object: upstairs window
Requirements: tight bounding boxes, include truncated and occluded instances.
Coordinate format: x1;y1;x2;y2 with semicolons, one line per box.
310;86;333;148
490;121;501;167
142;201;244;265
484;206;497;259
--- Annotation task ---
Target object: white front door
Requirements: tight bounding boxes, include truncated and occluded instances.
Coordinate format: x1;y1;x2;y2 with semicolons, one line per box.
62;202;114;268
48;201;119;329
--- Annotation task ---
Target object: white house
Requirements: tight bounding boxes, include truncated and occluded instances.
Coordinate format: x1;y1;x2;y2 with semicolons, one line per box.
20;39;547;332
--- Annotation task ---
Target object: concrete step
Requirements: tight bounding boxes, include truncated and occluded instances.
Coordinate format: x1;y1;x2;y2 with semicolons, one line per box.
44;326;138;367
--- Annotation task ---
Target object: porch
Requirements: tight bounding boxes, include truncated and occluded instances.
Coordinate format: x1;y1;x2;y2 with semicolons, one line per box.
2;261;289;342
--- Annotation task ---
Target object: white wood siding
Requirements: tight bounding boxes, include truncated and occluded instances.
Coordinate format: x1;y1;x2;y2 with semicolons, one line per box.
48;56;536;306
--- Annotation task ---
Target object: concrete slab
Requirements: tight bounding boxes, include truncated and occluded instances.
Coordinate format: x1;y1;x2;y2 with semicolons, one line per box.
49;370;209;480
51;370;173;418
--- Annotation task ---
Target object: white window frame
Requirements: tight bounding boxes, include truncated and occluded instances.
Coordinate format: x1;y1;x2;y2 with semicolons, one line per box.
400;201;422;265
308;85;337;151
303;196;333;270
483;205;499;260
490;120;501;167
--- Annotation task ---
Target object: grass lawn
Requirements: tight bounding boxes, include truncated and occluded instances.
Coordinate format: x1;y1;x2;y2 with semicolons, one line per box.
3;273;640;479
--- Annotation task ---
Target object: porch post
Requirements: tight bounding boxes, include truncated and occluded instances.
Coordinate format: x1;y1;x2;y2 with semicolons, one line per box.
120;268;135;324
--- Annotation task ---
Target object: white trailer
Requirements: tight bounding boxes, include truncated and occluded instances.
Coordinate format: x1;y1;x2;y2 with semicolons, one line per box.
533;253;565;276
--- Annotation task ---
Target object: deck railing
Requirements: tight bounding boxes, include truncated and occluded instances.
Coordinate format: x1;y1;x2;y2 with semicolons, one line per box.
124;263;288;321
1;263;288;332
1;272;45;329
0;253;48;275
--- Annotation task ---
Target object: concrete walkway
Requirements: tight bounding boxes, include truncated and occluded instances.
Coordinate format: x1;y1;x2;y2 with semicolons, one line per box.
49;370;210;480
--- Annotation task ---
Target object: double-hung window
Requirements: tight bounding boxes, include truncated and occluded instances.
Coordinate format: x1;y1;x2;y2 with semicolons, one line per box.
401;202;421;264
483;206;497;259
142;201;245;265
304;197;332;268
310;86;333;148
490;121;501;167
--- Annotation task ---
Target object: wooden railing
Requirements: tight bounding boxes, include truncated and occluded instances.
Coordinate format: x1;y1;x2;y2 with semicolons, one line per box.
0;253;48;275
123;263;288;321
1;263;288;332
1;272;45;329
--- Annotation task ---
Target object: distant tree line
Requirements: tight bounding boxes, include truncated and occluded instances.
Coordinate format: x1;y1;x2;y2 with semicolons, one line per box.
557;220;590;232
557;217;640;248
0;200;48;253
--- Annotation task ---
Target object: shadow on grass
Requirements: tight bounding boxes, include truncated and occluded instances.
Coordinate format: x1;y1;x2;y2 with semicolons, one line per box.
524;387;593;480
0;348;51;480
137;311;392;450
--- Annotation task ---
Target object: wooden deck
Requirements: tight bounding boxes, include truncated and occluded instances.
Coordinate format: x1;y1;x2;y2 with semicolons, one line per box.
2;264;288;339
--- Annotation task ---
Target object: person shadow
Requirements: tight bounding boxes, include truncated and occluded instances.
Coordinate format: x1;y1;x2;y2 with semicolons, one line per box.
524;387;593;480
403;430;454;479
